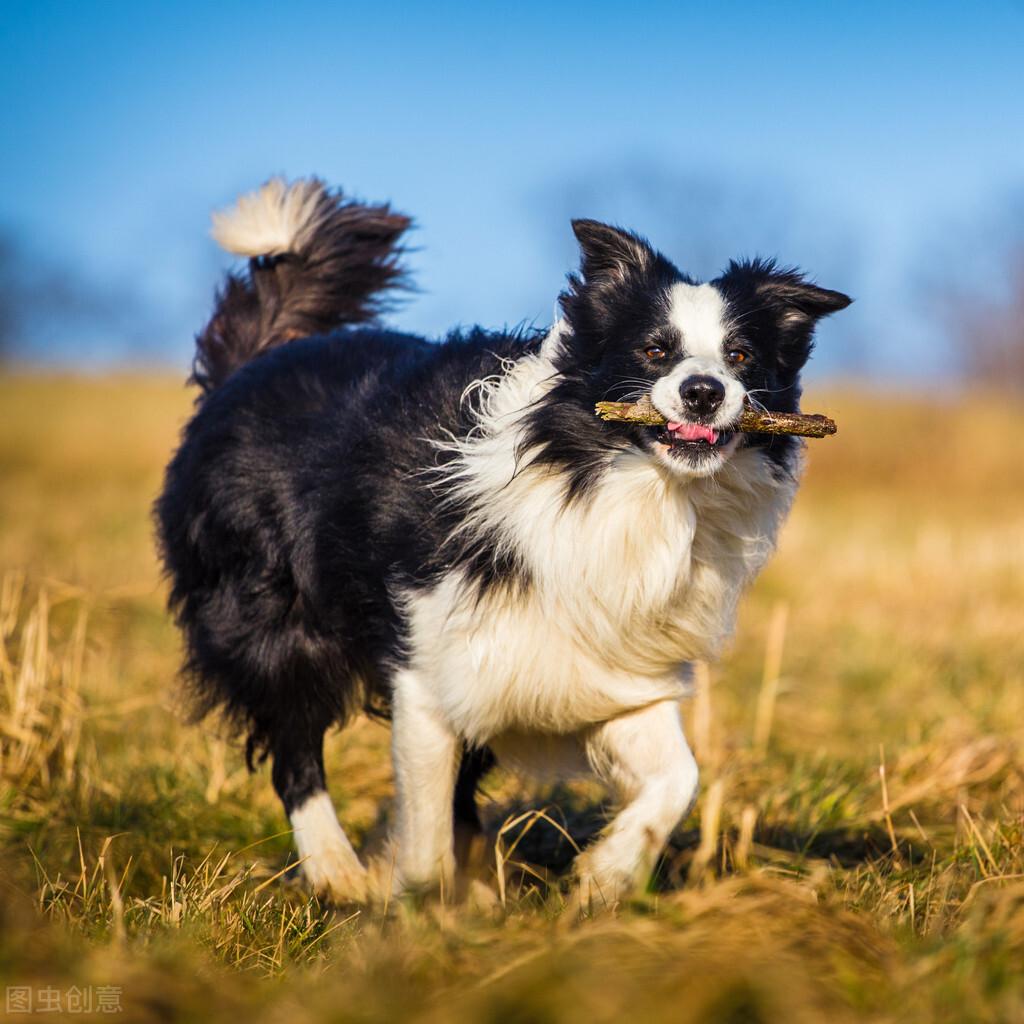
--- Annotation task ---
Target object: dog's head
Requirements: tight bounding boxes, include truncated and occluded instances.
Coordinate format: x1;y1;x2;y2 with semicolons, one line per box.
553;220;851;479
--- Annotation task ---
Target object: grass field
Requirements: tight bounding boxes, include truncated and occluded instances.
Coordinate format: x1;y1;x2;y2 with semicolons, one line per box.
1;373;1023;1023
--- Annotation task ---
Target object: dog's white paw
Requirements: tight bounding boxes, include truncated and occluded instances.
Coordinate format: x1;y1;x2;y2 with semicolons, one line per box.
300;841;368;904
566;851;637;916
290;791;368;903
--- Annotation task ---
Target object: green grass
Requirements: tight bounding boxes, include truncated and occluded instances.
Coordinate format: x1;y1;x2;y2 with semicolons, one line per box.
1;372;1023;1022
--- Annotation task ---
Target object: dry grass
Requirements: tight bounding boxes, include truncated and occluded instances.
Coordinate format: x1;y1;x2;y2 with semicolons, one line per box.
1;371;1023;1022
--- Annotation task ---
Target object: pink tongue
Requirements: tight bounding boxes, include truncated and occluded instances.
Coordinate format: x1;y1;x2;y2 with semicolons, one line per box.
667;421;718;444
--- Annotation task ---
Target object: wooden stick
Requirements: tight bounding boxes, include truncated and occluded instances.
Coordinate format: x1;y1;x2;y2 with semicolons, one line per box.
594;395;837;438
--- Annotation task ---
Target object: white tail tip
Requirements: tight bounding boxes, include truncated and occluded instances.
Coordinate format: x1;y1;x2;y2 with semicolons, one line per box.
210;177;331;258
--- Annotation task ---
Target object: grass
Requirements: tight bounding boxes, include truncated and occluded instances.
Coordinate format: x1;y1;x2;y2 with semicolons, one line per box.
1;371;1023;1022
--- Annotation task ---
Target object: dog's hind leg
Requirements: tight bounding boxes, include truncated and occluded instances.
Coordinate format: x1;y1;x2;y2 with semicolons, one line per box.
389;668;460;896
453;743;495;873
574;699;698;910
272;715;368;903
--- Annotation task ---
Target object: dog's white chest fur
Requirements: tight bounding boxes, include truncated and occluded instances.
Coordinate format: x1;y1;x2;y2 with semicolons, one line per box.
402;349;796;744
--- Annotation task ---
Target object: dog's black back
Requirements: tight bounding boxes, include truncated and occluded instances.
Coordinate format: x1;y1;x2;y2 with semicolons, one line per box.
158;323;535;766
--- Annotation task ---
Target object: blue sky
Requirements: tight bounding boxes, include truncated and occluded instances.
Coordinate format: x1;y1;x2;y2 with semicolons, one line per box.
2;0;1023;379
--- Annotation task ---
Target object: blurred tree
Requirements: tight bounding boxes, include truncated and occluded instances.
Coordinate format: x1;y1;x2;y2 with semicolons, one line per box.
0;233;21;358
0;229;90;361
0;227;150;364
917;193;1024;391
951;251;1024;390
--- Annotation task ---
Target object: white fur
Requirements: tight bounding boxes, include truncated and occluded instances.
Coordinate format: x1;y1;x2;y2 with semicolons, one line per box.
385;329;797;897
389;668;459;894
411;337;793;737
539;315;570;360
404;438;790;740
651;282;747;427
289;790;367;900
211;177;331;257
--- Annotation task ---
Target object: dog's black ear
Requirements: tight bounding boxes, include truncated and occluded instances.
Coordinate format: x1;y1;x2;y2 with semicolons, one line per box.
571;219;656;282
721;259;851;373
766;275;851;373
755;273;852;328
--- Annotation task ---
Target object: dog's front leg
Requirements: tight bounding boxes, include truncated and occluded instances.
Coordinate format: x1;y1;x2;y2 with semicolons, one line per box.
575;699;699;909
389;668;459;897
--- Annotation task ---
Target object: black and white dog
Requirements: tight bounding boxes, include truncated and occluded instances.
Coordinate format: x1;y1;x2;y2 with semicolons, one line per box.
156;178;850;905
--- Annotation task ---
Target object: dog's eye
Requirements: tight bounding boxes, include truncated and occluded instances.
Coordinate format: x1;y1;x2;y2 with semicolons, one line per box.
726;348;751;365
644;345;667;360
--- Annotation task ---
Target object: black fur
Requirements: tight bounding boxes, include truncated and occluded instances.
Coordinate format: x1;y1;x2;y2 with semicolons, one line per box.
156;188;849;829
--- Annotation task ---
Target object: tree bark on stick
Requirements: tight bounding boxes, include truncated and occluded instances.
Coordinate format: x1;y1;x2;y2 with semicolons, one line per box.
594;396;837;439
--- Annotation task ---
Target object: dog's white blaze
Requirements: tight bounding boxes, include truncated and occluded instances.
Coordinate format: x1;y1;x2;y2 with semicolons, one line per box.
651;282;747;426
666;282;729;360
211;177;332;257
289;790;367;899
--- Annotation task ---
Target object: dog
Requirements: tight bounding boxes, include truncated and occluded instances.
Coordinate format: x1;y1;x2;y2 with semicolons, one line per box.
156;177;850;906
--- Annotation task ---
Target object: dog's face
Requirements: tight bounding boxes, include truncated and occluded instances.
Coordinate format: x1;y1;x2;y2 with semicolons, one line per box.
557;220;851;479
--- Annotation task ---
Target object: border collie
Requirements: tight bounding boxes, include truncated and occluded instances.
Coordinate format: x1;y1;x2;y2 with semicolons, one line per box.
156;177;850;906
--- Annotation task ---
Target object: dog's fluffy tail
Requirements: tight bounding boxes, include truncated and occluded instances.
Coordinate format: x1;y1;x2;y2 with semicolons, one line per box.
192;177;411;393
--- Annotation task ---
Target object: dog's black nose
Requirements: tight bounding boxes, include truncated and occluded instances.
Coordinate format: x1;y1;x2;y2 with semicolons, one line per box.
680;375;725;419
